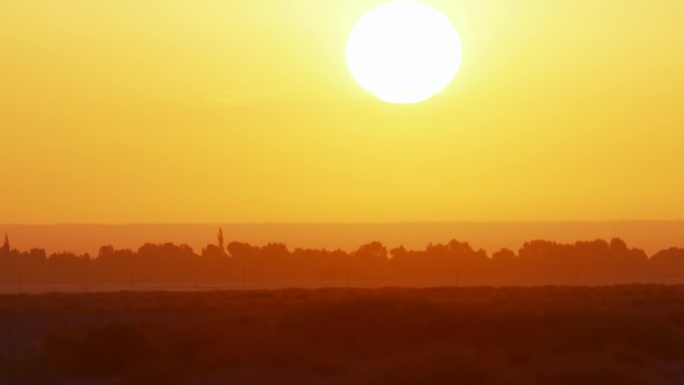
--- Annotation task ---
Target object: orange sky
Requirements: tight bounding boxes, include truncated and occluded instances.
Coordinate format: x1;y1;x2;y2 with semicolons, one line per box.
1;0;683;224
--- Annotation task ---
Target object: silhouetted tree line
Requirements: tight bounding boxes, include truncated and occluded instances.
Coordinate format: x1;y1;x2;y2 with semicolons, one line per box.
1;230;684;286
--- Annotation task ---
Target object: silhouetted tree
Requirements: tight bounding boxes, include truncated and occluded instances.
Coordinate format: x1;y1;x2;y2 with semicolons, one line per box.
217;227;225;255
261;243;289;261
227;242;259;260
390;246;408;260
202;228;228;258
1;233;9;256
651;248;684;276
98;245;115;259
493;248;516;264
201;244;222;259
354;242;388;260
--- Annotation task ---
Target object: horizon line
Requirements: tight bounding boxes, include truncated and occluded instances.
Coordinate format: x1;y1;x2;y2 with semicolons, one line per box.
3;220;684;226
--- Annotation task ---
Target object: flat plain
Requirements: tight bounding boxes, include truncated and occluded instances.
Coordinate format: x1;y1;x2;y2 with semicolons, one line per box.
2;286;684;384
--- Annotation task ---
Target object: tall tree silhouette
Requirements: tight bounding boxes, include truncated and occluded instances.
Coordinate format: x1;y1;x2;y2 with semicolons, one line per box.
202;228;227;259
1;233;9;256
217;227;226;256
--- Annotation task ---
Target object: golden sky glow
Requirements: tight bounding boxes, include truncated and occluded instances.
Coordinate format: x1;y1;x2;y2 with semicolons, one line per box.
1;0;683;224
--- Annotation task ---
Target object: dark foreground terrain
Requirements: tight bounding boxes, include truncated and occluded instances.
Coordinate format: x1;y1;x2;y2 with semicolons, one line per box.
3;286;684;385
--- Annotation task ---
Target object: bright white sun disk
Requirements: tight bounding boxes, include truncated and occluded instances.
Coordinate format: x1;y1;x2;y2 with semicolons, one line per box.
346;1;462;104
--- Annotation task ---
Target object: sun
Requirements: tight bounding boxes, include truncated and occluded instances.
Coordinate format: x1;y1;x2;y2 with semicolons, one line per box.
346;1;462;104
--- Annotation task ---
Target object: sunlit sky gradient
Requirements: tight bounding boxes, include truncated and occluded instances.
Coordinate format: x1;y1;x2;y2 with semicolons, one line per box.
1;0;683;224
